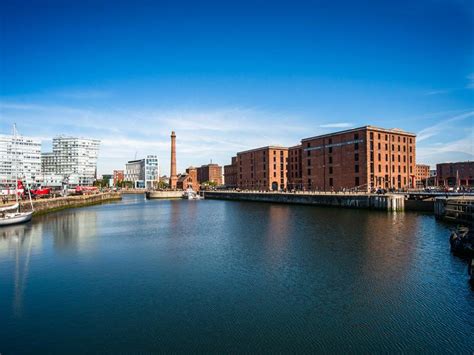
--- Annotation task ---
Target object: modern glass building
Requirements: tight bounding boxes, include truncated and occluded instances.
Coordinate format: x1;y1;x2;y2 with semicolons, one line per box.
0;133;42;185
42;136;100;186
125;155;159;189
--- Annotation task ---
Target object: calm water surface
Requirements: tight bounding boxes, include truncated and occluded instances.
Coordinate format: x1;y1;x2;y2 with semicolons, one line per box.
1;194;473;353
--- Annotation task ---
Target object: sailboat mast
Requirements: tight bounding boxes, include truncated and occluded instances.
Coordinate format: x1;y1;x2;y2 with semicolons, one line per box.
13;124;19;207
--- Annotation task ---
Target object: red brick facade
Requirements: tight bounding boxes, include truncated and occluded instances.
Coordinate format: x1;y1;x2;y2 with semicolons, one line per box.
177;167;200;191
224;126;417;192
436;161;474;187
224;156;237;187
113;170;124;186
287;145;303;190
300;126;416;191
415;164;430;187
197;164;223;185
236;146;288;190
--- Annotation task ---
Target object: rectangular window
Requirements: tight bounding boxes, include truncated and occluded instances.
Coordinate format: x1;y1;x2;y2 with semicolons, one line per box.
354;143;359;150
329;178;333;186
354;133;359;140
355;177;360;186
378;164;381;173
329;147;333;153
329;167;333;174
329;156;333;164
355;165;359;173
307;159;311;166
307;168;311;175
354;153;359;161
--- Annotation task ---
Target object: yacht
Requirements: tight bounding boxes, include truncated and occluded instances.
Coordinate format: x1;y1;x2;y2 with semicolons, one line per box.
0;125;34;227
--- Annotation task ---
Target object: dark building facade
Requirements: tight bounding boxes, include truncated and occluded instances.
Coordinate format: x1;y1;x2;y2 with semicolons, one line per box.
224;156;237;188
287;145;303;190
436;161;474;187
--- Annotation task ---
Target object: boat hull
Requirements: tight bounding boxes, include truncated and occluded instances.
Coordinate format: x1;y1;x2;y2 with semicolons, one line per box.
0;212;33;226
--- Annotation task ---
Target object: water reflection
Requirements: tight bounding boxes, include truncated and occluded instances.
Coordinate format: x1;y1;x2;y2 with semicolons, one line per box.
0;197;472;353
43;210;98;253
0;224;38;317
264;205;290;262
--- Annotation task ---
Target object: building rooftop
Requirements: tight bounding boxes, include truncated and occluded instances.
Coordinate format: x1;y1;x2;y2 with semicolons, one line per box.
237;145;288;155
301;125;416;142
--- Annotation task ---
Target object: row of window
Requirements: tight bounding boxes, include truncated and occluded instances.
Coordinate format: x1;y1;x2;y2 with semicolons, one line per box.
369;132;413;144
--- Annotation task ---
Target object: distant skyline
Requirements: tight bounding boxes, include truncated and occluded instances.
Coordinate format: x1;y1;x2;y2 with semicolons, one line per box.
1;0;473;175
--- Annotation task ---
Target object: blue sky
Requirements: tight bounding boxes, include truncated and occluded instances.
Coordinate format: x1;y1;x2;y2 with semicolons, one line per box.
1;0;473;175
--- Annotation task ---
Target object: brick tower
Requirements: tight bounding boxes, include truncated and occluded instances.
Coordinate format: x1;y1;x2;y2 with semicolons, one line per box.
170;131;178;189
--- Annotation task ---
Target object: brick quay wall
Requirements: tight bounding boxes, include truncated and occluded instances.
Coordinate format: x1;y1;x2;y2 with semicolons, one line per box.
20;192;122;215
204;191;406;211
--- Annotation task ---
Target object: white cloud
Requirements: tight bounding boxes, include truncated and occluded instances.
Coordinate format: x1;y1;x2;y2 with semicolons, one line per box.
0;101;314;175
417;111;474;142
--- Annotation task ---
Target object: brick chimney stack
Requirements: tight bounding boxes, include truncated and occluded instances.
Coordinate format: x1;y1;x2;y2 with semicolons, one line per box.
170;131;177;189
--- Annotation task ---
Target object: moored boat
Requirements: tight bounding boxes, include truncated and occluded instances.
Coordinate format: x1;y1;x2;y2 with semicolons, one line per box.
0;211;33;226
0;124;34;227
182;188;202;200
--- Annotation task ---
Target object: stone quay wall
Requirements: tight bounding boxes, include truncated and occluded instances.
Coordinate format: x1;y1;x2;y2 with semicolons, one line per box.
204;191;405;211
145;191;183;199
20;192;122;215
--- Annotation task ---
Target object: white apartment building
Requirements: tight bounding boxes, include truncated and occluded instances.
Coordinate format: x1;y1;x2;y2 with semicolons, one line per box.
42;137;100;186
0;133;42;185
125;155;159;189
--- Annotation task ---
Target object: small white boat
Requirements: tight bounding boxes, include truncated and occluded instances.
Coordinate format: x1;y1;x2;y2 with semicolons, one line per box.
0;124;34;227
0;211;33;226
182;188;202;200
